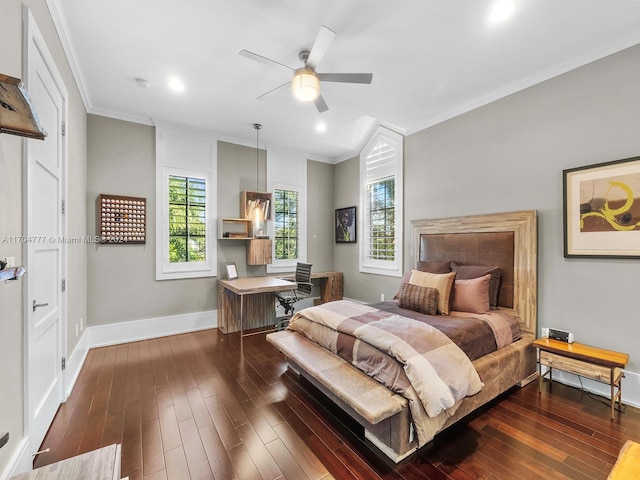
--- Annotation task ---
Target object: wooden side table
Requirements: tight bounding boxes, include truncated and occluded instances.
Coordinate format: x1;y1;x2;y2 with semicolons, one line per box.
533;338;629;419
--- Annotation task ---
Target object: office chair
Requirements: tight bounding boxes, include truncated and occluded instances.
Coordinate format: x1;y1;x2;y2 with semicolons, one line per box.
275;262;313;330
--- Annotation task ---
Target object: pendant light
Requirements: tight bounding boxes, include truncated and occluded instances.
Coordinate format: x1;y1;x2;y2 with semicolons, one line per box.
251;123;266;237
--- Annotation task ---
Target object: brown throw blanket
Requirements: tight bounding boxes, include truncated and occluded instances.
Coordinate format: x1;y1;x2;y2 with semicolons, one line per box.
287;300;483;418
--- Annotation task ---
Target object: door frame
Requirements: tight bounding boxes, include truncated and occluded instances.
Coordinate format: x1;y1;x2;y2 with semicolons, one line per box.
22;6;69;455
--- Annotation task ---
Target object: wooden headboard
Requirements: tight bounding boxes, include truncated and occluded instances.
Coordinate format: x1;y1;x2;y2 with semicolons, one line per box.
410;211;537;334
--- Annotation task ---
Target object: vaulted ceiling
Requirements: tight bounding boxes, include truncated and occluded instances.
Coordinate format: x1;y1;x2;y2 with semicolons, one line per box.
53;0;640;161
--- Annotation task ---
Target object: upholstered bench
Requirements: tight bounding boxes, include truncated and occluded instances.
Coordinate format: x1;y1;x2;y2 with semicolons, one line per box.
608;440;640;479
267;330;418;461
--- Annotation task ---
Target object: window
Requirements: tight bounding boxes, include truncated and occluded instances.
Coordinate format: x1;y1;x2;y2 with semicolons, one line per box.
367;178;395;261
360;127;403;276
168;175;206;263
156;128;216;280
274;188;299;260
266;151;307;274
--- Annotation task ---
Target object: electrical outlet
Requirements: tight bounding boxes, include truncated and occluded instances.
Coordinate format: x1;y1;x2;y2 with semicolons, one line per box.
541;327;549;337
80;317;84;331
380;293;385;302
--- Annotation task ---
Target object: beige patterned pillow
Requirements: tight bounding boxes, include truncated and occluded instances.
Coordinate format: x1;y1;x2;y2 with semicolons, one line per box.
398;283;438;315
408;269;457;315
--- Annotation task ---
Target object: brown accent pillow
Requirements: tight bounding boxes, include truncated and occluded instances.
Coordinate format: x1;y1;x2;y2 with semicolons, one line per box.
452;274;491;314
416;260;451;274
408;270;456;315
451;263;502;309
398;283;438;315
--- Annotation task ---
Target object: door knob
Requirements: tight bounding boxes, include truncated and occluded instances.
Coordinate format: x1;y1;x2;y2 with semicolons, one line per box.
33;300;49;312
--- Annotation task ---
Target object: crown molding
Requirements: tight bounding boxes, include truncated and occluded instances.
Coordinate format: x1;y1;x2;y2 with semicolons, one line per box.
46;0;92;111
407;32;640;136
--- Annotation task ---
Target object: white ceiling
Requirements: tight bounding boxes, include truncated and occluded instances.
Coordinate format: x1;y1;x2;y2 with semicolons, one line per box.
52;0;640;162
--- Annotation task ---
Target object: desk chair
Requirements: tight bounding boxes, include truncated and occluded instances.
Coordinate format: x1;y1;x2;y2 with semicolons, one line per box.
275;262;313;330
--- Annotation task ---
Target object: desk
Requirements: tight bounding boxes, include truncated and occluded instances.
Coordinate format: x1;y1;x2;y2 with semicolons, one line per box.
218;277;296;335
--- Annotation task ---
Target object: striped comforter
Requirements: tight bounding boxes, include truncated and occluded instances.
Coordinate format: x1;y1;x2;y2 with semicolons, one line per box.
287;300;484;419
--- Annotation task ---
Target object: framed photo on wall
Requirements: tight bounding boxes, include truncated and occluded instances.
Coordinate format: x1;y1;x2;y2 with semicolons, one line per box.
563;156;640;258
335;206;356;243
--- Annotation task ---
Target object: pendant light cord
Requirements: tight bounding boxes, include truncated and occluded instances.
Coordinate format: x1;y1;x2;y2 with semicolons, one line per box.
254;123;262;191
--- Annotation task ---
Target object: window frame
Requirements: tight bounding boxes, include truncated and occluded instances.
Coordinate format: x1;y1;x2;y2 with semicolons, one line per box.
359;126;403;277
167;174;208;264
158;167;215;279
267;182;306;273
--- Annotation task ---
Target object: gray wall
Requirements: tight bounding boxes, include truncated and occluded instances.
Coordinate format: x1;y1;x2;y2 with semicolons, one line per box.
0;0;88;472
338;44;640;373
216;140;268;278
87;120;335;324
307;160;335;272
87;116;216;325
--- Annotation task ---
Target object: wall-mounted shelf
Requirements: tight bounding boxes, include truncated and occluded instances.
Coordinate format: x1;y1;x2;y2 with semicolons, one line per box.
241;190;272;220
219;218;252;240
1;266;26;282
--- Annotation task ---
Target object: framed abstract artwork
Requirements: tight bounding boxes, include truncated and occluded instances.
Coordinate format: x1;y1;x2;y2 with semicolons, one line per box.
335;206;356;243
563;156;640;258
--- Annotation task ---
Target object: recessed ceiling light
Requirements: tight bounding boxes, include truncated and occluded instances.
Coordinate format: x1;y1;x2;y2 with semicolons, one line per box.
315;122;327;133
168;77;185;92
489;0;514;22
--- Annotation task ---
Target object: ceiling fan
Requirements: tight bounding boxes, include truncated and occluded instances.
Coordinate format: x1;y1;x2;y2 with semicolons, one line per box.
239;25;373;113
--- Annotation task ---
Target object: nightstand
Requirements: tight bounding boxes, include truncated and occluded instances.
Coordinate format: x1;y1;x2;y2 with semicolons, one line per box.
533;338;629;419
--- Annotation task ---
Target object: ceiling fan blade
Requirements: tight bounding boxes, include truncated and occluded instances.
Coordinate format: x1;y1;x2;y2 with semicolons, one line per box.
314;94;329;113
305;25;336;70
239;49;294;71
318;73;373;84
257;81;291;100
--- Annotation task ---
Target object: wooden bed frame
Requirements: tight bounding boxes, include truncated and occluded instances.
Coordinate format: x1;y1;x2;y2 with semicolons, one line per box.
267;210;538;462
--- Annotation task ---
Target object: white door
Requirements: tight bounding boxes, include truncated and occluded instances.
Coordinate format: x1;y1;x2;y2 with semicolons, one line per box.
24;9;67;456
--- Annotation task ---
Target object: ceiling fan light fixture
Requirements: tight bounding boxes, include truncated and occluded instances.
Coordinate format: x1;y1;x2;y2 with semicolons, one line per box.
292;68;319;102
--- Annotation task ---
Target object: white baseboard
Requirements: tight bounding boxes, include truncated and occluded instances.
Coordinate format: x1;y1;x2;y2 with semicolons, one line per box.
541;367;640;409
0;436;31;480
86;309;217;349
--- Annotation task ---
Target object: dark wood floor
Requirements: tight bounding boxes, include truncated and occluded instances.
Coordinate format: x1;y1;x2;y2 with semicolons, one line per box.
35;328;640;480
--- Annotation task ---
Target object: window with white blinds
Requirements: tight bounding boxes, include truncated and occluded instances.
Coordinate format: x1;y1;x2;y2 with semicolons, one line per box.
359;127;403;276
274;188;299;260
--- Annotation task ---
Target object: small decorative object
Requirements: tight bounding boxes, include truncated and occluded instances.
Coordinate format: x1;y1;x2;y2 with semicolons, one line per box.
564;156;640;257
335;206;356;243
225;262;238;280
97;194;146;244
0;260;6;270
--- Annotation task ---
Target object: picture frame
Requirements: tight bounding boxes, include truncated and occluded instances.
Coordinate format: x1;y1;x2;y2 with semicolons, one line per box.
335;206;357;244
225;262;238;280
563;156;640;258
